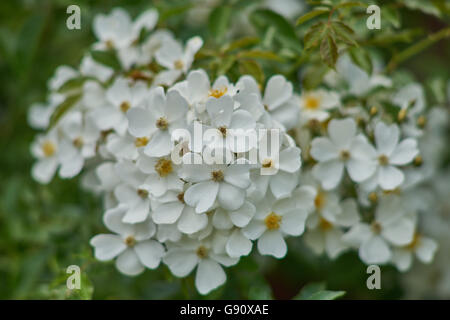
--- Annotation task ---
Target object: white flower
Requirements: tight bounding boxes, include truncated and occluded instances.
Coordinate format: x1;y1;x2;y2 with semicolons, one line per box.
330;54;392;97
93;8;158;51
250;143;302;200
80;55;114;83
310;118;376;190
204;95;256;153
48;65;78;91
180;153;251;213
362;122;419;191
243;194;308;258
58;111;100;178
31;130;61;184
171;70;237;115
91;78;150;135
154;36;203;85
299;89;340;124
259;75;300;130
90;205;164;276
391;233;438;272
28;94;64;130
163;237;238;295
304;197;359;259
152;189;208;234
127;87;188;157
343;196;415;264
113;160;152;223
392;83;425;116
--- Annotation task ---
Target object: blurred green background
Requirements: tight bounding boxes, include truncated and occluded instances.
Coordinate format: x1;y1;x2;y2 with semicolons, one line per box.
0;0;448;299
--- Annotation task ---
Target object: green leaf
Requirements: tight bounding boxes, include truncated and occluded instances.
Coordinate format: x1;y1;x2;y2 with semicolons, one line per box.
320;33;338;68
57;77;91;94
383;6;401;29
208;6;232;42
302;63;329;90
296;7;330;26
304;22;326;50
334;1;366;9
238;60;264;85
331;21;357;47
238;50;282;61
90;50;121;70
306;290;346;300
349;46;373;75
250;9;301;52
222;37;260;53
293;282;345;300
216;55;236;76
48;93;82;130
293;282;326;300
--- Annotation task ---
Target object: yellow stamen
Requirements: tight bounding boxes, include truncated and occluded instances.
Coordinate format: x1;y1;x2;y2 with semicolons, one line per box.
196;245;208;259
120;101;131;113
208;87;228;99
378;154;389;166
42;141;56;157
211;170;224;182
134;137;149;147
174;60;184;70
156;117;168;130
265;212;282;230
304;95;320;110
155;158;173;177
319;217;333;231
124;236;136;247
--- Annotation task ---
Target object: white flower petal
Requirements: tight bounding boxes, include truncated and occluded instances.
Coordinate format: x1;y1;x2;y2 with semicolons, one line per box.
328;118;356;149
90;234;126;261
195;259;226;295
359;235;391;264
115;248;145;276
184;181;219;213
312;160;344;190
163;249;198;277
134;240;165;269
226;230;252;258
257;230;287;258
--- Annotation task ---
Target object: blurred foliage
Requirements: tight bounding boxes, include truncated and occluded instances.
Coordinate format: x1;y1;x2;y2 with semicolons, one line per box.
0;0;449;299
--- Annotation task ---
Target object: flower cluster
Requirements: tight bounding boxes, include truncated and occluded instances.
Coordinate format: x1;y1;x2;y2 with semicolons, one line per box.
29;8;444;295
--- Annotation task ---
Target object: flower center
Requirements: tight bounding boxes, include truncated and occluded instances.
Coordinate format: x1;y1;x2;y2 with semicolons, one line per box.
177;192;185;204
304;96;320;110
72;137;83;148
134;137;149;147
261;158;273;168
340;150;350;161
264;212;282;230
124;235;136;247
378;154;389;166
371;221;382;234
174;59;184;70
218;126;227;137
120;101;131;113
211;170;224;182
155;158;173;177
156;117;168;130
42;140;56;157
314;190;326;210
137;188;149;198
105;39;114;49
196;245;208;259
318;217;333;231
209;87;228;99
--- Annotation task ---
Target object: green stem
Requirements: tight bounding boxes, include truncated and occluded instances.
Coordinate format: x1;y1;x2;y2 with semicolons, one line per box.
385;27;450;73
